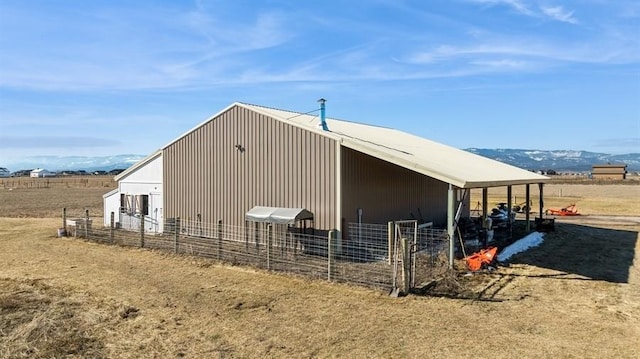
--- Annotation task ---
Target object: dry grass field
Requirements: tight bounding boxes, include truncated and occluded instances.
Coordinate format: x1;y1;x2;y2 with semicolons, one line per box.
1;178;639;358
470;183;640;216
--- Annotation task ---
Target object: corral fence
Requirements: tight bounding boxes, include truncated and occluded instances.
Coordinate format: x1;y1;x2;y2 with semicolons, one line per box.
1;176;115;189
61;209;449;293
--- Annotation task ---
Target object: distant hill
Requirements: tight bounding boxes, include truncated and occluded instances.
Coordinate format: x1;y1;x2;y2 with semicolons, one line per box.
3;150;639;174
465;149;640;172
3;154;146;172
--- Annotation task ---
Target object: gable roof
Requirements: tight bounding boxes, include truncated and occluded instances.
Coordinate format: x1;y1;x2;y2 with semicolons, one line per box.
114;150;162;181
162;102;548;189
244;103;548;188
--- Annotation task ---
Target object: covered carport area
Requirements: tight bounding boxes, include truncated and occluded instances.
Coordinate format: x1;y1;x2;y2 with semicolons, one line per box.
444;170;550;268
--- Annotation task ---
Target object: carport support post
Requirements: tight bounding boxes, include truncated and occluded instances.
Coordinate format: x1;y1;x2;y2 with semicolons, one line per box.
525;185;531;232
140;214;145;248
538;183;544;222
507;186;513;238
447;184;455;268
110;212;115;243
482;188;488;230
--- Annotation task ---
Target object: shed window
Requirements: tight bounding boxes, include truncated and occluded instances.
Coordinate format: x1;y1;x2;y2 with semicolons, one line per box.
120;194;126;213
121;194;149;215
140;194;149;216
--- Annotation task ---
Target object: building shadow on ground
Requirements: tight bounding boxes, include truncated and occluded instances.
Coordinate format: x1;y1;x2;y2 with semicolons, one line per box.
506;222;638;283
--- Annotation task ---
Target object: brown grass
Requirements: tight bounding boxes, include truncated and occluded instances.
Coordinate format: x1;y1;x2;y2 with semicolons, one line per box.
471;182;640;216
0;179;639;358
0;175;113;219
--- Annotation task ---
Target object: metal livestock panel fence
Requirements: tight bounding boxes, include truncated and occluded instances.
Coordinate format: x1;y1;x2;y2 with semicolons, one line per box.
69;213;450;292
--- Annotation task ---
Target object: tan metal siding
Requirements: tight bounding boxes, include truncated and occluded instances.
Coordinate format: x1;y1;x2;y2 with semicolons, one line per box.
163;106;337;230
341;147;450;227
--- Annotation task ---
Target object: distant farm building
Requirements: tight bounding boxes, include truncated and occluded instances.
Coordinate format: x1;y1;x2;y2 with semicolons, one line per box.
591;163;627;180
0;167;10;178
104;102;549;249
30;168;55;178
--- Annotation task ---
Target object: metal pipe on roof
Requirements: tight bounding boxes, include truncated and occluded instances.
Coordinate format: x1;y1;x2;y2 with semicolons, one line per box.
318;98;328;131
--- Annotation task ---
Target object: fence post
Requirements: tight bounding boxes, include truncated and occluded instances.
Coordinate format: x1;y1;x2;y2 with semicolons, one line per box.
255;222;259;254
387;221;394;265
401;237;411;295
140;214;145;248
62;208;67;237
84;209;90;239
328;230;334;281
110;212;115;244
217;220;222;261
267;224;272;270
174;217;180;253
244;221;249;253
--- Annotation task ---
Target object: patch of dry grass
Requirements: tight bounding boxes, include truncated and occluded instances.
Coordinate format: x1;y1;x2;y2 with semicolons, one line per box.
1;218;639;358
0;187;107;218
0;278;107;359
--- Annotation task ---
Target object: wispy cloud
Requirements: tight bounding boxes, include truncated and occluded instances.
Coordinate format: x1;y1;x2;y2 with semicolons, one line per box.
403;33;639;70
540;6;578;24
0;0;636;91
0;2;295;91
403;43;553;68
466;0;579;24
469;59;530;69
465;0;534;16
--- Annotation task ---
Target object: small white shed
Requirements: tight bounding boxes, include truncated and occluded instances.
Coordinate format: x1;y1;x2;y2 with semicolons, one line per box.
30;168;55;178
103;150;164;233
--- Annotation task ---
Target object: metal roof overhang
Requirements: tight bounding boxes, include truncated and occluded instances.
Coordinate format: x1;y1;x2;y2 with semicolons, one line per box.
340;139;549;189
245;206;314;225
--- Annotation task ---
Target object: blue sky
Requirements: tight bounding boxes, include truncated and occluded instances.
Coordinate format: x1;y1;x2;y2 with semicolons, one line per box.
1;0;639;166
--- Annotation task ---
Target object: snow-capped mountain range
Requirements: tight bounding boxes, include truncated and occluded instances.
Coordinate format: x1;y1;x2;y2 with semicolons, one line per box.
466;149;639;172
2;149;638;173
2;155;146;172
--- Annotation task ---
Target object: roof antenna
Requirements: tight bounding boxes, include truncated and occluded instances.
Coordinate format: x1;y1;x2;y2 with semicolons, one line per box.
318;98;329;131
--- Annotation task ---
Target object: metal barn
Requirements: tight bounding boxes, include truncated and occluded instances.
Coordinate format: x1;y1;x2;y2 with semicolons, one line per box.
159;102;549;243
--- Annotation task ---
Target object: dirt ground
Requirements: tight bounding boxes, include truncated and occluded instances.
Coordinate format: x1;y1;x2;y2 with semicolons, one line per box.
1;182;640;358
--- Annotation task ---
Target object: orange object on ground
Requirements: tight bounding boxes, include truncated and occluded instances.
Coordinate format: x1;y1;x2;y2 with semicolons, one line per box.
545;204;580;216
464;246;498;271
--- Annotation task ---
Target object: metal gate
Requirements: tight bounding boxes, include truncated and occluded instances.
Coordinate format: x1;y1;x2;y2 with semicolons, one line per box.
391;220;449;295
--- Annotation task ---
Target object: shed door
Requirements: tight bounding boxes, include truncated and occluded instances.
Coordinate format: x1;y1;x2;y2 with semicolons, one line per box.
150;193;163;233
